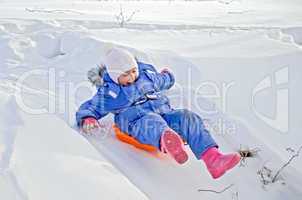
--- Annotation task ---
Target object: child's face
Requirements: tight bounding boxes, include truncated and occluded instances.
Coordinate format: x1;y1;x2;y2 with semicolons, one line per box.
117;67;138;86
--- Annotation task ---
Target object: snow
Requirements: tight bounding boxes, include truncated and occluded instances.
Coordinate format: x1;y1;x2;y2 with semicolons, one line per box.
0;0;302;200
0;95;149;199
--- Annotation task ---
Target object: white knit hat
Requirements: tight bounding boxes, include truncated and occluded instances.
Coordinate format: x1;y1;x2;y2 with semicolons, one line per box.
103;47;138;83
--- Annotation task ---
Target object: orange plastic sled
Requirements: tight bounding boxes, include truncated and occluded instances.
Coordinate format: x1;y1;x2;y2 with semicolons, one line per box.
113;124;157;152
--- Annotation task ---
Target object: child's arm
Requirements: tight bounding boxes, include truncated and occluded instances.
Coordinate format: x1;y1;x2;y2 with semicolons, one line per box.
76;87;109;127
143;64;175;91
157;68;175;90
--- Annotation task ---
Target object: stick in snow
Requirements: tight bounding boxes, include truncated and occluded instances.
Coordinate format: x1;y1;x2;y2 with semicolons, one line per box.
272;145;302;183
198;184;234;194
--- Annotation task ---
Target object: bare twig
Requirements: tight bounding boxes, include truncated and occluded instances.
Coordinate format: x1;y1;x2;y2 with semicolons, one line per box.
232;191;239;200
257;165;273;188
115;4;139;28
257;145;302;188
238;145;261;167
198;184;234;194
286;147;295;153
272;145;302;183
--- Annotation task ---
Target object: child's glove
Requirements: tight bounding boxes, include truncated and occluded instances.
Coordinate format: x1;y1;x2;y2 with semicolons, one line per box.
81;117;101;134
160;68;171;74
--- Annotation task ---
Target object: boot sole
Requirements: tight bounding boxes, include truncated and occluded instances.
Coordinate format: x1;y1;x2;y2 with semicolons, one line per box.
161;131;188;165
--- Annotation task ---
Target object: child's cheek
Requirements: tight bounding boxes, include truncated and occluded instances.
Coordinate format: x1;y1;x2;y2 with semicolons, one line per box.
119;76;128;85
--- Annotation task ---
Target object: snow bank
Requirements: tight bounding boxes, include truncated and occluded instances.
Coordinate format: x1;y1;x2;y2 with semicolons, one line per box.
0;19;149;199
0;94;149;200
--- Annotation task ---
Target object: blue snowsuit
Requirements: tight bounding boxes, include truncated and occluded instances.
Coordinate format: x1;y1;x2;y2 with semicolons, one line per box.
76;62;217;159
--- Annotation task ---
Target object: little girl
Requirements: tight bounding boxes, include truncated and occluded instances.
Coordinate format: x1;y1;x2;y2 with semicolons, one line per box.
76;47;240;179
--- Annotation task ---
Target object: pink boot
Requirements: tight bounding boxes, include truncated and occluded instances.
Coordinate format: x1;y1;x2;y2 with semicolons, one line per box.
201;147;241;179
161;129;188;164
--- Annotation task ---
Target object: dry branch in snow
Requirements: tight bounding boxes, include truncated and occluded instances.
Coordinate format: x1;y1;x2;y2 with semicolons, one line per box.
238;145;261;167
232;191;239;200
257;145;302;188
272;145;302;183
115;4;139;28
198;184;234;194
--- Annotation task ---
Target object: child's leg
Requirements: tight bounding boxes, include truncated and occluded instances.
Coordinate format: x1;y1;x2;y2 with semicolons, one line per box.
126;112;168;148
162;109;240;179
125;112;188;164
162;109;218;160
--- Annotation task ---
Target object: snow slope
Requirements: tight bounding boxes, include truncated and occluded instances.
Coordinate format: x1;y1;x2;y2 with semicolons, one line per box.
0;96;149;200
0;1;302;200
